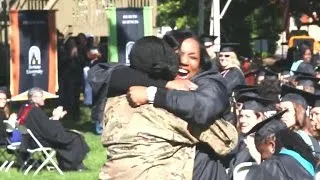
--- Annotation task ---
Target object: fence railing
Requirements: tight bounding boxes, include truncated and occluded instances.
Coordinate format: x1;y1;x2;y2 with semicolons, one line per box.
26;0;49;10
106;0;156;8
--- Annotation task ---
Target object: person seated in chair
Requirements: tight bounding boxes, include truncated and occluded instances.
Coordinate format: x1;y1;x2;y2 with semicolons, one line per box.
18;87;90;171
0;87;19;144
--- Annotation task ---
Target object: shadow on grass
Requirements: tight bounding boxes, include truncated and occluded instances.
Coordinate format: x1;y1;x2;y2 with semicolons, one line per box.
61;105;96;134
62;121;95;134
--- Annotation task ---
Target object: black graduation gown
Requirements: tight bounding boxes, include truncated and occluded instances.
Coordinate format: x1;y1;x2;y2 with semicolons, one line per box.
193;143;229;180
221;67;246;95
0;110;8;145
58;56;83;121
246;154;314;180
153;70;230;180
22;106;89;170
226;135;255;179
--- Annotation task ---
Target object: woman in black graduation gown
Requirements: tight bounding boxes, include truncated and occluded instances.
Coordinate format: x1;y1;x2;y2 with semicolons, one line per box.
227;92;274;178
58;37;84;121
18;87;89;171
90;34;230;180
246;111;317;180
218;46;246;95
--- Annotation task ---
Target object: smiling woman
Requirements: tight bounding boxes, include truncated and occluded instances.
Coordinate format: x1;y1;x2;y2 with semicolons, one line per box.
176;38;201;80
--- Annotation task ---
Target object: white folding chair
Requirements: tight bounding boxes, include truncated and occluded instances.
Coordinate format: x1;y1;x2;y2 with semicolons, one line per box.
0;120;21;172
19;125;63;175
3;120;16;133
233;162;259;180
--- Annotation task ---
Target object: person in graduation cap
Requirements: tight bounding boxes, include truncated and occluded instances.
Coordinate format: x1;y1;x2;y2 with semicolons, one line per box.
200;35;217;60
218;45;246;95
294;75;320;93
227;93;275;179
311;98;320;142
230;85;259;119
256;67;279;84
245;111;317;180
310;87;320;140
279;85;320;158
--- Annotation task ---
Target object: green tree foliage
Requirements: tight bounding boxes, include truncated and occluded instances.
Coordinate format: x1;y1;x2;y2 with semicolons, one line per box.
157;0;198;30
157;0;283;56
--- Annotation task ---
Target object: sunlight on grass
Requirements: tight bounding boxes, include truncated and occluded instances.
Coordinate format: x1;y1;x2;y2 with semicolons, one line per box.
0;106;106;180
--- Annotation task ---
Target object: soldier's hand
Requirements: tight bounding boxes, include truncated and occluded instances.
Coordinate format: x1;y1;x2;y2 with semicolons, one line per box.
127;86;148;107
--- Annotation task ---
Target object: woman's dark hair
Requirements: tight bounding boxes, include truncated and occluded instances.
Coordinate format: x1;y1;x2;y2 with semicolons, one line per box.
297;43;312;60
162;30;194;50
64;37;77;56
129;36;179;80
274;129;317;167
0;87;10;118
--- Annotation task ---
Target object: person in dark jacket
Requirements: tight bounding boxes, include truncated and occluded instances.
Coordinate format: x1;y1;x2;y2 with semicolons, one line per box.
245;111;317;180
18;87;89;171
126;35;230;180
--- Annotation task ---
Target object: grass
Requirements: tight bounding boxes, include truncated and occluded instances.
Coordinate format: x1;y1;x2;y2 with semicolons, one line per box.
0;105;105;180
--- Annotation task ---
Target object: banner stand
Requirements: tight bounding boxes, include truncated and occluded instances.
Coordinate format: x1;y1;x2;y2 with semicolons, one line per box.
107;7;153;64
9;10;58;101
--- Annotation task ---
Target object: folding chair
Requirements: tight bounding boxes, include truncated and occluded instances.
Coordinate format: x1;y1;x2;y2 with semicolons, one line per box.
3;120;17;133
18;125;63;175
1;120;21;172
233;162;259;180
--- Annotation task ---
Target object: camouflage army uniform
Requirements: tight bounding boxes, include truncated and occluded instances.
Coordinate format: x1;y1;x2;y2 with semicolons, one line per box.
100;95;237;180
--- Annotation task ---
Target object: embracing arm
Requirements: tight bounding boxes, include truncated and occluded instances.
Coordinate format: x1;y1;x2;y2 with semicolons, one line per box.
153;78;229;125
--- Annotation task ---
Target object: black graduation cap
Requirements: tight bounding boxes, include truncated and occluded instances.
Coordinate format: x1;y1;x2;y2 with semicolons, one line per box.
258;67;279;79
200;35;217;47
280;85;316;109
237;94;274;112
312;84;320;106
295;75;320;87
245;110;288;141
272;59;292;73
313;93;320;107
219;43;240;53
232;85;258;99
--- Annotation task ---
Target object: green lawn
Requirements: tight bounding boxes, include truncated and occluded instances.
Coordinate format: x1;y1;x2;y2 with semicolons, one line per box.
0;105;105;180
